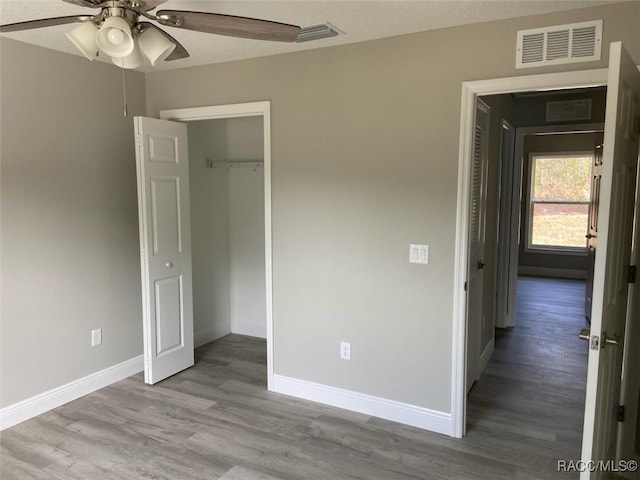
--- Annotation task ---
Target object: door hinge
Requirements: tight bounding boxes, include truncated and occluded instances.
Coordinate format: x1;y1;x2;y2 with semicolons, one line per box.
628;265;637;284
618;404;625;422
464;281;468;292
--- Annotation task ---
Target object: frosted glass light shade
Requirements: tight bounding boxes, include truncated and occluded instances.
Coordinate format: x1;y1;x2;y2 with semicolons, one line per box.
96;16;134;58
112;42;144;69
65;22;99;61
138;28;176;66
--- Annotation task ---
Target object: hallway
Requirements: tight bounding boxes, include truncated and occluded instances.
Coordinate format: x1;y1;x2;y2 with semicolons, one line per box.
466;276;589;476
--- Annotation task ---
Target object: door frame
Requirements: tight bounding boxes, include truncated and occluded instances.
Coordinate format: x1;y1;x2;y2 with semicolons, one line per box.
452;69;609;438
495;119;515;329
501;123;605;328
159;101;275;390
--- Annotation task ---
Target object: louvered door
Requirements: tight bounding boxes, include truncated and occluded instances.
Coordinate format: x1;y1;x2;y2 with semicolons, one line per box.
466;98;490;391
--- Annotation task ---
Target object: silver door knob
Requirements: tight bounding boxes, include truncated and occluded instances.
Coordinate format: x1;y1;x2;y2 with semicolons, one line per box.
578;328;619;350
602;331;620;349
578;328;591;341
165;261;173;268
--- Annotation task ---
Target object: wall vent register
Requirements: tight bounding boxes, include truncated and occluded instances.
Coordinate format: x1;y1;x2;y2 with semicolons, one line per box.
516;20;602;69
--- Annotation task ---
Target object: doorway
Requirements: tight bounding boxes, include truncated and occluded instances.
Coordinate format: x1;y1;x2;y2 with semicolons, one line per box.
187;116;267;343
451;68;610;438
159;101;275;389
467;122;605;465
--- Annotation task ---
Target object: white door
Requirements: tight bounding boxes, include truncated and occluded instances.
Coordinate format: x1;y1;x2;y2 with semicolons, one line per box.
466;98;490;391
581;42;640;478
134;116;194;384
616;159;640;473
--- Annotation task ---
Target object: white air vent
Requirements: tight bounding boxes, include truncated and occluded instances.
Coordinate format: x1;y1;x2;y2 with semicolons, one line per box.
297;22;341;43
546;99;592;122
516;20;602;69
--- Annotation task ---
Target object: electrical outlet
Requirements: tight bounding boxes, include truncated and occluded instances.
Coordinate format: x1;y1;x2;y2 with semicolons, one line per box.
91;328;102;347
340;341;351;360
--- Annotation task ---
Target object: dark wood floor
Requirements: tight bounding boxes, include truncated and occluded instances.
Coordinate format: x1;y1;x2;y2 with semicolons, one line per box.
0;277;588;479
466;276;589;478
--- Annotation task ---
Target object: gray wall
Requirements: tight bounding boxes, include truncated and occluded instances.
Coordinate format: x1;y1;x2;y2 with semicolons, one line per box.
514;89;607;128
0;39;146;407
227;117;266;338
145;2;640;412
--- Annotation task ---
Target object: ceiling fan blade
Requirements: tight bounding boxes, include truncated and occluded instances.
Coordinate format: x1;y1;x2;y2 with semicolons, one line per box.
139;23;190;61
0;15;94;33
137;0;167;11
156;10;300;42
62;0;103;7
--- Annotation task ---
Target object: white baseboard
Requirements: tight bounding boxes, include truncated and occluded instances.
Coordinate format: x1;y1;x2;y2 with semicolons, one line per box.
518;266;586;280
273;374;452;436
231;321;266;339
195;323;231;348
0;355;143;431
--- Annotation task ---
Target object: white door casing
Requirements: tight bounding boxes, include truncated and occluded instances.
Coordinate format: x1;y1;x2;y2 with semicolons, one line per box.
495;120;515;329
466;98;490;391
453;68;610;438
134;116;195;384
159;101;274;390
581;42;640;478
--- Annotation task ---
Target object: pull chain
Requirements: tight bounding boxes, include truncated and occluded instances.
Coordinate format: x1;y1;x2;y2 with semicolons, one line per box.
121;68;128;117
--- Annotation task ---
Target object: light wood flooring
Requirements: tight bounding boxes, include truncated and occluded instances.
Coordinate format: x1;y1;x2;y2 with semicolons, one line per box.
0;277;588;479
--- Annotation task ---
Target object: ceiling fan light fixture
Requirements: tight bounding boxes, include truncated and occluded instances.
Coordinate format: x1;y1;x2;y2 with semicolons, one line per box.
65;21;99;61
112;41;144;69
138;27;176;66
96;16;135;58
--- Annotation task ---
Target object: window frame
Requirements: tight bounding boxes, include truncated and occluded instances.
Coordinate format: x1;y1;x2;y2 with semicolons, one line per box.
525;151;593;255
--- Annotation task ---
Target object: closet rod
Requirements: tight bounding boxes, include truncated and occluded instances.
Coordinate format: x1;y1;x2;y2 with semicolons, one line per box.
206;158;264;168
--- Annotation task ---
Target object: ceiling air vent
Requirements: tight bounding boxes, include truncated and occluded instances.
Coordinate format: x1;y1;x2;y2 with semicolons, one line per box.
546;99;593;122
516;20;602;69
297;22;341;43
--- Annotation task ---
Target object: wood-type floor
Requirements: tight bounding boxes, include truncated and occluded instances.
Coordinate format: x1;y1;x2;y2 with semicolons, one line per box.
0;277;588;479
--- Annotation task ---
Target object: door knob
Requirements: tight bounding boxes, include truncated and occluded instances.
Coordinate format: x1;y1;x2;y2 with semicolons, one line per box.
602;331;620;349
477;260;486;270
578;328;619;350
165;261;173;268
578;328;591;341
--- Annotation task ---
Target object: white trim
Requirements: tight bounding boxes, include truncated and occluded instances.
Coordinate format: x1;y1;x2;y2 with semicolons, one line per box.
194;324;231;348
231;321;267;339
160;101;270;122
518;266;587;279
159;101;274;391
495;120;515;329
273;375;452;436
0;355;143;431
453;68;609;439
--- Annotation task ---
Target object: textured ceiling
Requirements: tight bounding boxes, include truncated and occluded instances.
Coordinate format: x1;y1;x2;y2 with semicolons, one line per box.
0;0;618;72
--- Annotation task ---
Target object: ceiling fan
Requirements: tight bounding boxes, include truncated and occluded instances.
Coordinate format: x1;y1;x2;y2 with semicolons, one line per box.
0;0;302;69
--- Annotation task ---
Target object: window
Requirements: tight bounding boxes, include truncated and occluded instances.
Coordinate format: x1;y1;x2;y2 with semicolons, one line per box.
527;153;592;251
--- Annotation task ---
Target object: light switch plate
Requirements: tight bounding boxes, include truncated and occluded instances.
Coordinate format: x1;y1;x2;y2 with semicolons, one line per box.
409;244;429;264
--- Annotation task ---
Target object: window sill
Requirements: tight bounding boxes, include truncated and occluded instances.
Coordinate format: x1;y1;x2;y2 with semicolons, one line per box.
524;246;588;256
